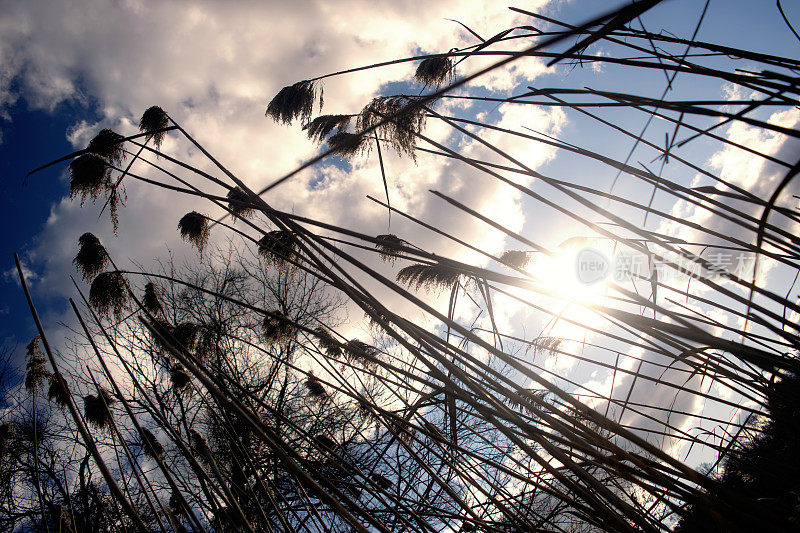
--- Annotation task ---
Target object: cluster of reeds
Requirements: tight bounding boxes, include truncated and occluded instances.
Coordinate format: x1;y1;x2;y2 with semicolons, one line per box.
18;2;800;531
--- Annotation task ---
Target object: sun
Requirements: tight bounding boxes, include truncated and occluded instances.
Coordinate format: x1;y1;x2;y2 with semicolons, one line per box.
533;240;611;304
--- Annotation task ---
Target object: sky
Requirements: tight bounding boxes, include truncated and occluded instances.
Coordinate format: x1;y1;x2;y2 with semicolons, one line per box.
0;0;799;468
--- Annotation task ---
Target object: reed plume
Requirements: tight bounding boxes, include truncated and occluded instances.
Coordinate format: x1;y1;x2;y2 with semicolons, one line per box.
375;234;406;262
226;187;255;219
139;106;170;148
87;128;125;166
83;388;116;430
396;262;462;292
74;233;108;282
89;271;129;321
178;211;211;257
24;355;50;393
266;80;322;125
142;281;165;315
327;131;369;158
262;310;295;345
314;326;342;358
139;428;165;461
305;374;327;399
47;376;69;409
499;250;532;269
414;55;455;87
357;96;426;158
257;230;298;269
344;339;380;369
69;154;110;204
303;114;351;143
170;364;192;393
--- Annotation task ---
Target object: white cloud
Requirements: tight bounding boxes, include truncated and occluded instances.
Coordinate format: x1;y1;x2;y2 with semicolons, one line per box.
0;0;559;351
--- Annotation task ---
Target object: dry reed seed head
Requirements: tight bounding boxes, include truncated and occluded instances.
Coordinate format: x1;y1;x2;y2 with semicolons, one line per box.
396;262;462;292
83;391;114;430
414;55;455;87
98;387;117;406
74;232;109;282
211;507;244;533
262;310;295;344
142;281;164;315
303;114;352;143
194;328;215;364
356;96;426;159
25;355;51;393
344;339;380;368
169;491;183;514
375;234;406;262
89;271;129;321
363;300;392;332
69;153;111;204
25;336;41;359
86;128;125;166
47;376;69;409
190;430;214;464
266;80;322;125
178;211;210;257
56;505;74;533
327;131;369;159
369;472;393;490
313;434;337;452
386;416;415;443
499;249;532;269
226;187;256;219
139;106;169;148
304;374;327;399
172;322;200;352
139;428;165;461
170;364;192;392
531;337;563;358
314;326;342;358
257;230;298;269
148;318;173;353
